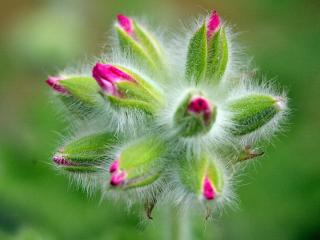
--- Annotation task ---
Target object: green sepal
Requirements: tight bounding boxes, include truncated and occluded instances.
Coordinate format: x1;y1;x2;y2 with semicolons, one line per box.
104;65;163;115
116;27;156;72
133;22;165;69
63;166;102;173
116;81;153;102
228;94;281;135
59;77;101;105
174;91;216;137
185;24;207;83
118;136;166;189
206;27;228;83
55;132;117;173
179;153;224;196
63;132;117;163
58;95;93;119
107;95;156;115
124;172;161;189
115;65;164;104
57;77;102;118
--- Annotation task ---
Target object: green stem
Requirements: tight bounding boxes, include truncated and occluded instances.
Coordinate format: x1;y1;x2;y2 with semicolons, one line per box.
169;207;191;240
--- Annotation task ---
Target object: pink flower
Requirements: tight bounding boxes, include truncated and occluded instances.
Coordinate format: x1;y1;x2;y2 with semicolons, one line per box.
187;96;212;123
207;10;221;39
202;176;215;200
117;14;134;36
46;76;68;94
92;63;135;96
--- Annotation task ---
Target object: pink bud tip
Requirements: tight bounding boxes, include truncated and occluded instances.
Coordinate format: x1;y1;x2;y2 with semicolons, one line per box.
207;10;221;39
188;96;212;122
46;76;68;94
117;14;134;36
202;176;215;200
53;155;73;166
109;159;120;173
110;171;127;186
92;63;134;96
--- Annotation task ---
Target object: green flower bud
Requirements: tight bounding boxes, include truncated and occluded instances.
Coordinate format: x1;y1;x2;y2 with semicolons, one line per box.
185;10;228;84
53;132;117;173
46;75;102;118
116;14;165;72
58;76;101;106
174;91;216;137
178;153;225;201
108;136;166;189
92;63;163;114
228;94;286;136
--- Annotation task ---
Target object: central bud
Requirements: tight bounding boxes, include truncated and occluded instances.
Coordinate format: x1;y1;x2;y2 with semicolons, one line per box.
174;92;216;137
174;91;216;137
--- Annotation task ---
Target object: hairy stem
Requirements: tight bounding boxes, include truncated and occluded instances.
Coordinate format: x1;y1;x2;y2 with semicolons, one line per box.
169;208;191;240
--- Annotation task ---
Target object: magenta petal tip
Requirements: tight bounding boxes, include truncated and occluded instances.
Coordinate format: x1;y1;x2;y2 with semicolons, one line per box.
109;159;120;173
207;10;221;39
188;97;210;113
110;171;127;186
202;176;215;200
53;155;72;166
188;96;212;122
117;14;134;36
46;76;68;94
92;62;134;96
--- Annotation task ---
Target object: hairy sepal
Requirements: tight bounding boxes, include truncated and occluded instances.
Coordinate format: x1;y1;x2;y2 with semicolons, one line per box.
109;136;167;189
59;77;101;105
178;152;225;202
104;65;163;115
206;27;228;83
185;21;229;85
185;24;207;83
228;94;285;136
53;132;117;173
173;90;216;137
133;22;165;70
116;26;157;73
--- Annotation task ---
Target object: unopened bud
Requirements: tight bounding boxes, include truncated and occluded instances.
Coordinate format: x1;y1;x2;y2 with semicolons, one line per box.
185;9;228;84
92;62;163;114
174;92;216;137
178;153;225;202
45;75;102;118
206;10;228;82
108;136;166;189
228;94;286;136
115;14;164;71
53;132;117;173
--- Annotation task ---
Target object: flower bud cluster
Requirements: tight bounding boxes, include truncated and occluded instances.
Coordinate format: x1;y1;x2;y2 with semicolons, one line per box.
46;10;288;219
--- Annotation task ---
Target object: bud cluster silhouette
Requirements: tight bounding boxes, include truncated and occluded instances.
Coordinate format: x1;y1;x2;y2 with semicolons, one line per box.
47;10;288;219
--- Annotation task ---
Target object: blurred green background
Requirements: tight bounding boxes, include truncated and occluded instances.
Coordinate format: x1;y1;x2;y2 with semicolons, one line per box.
0;0;319;239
